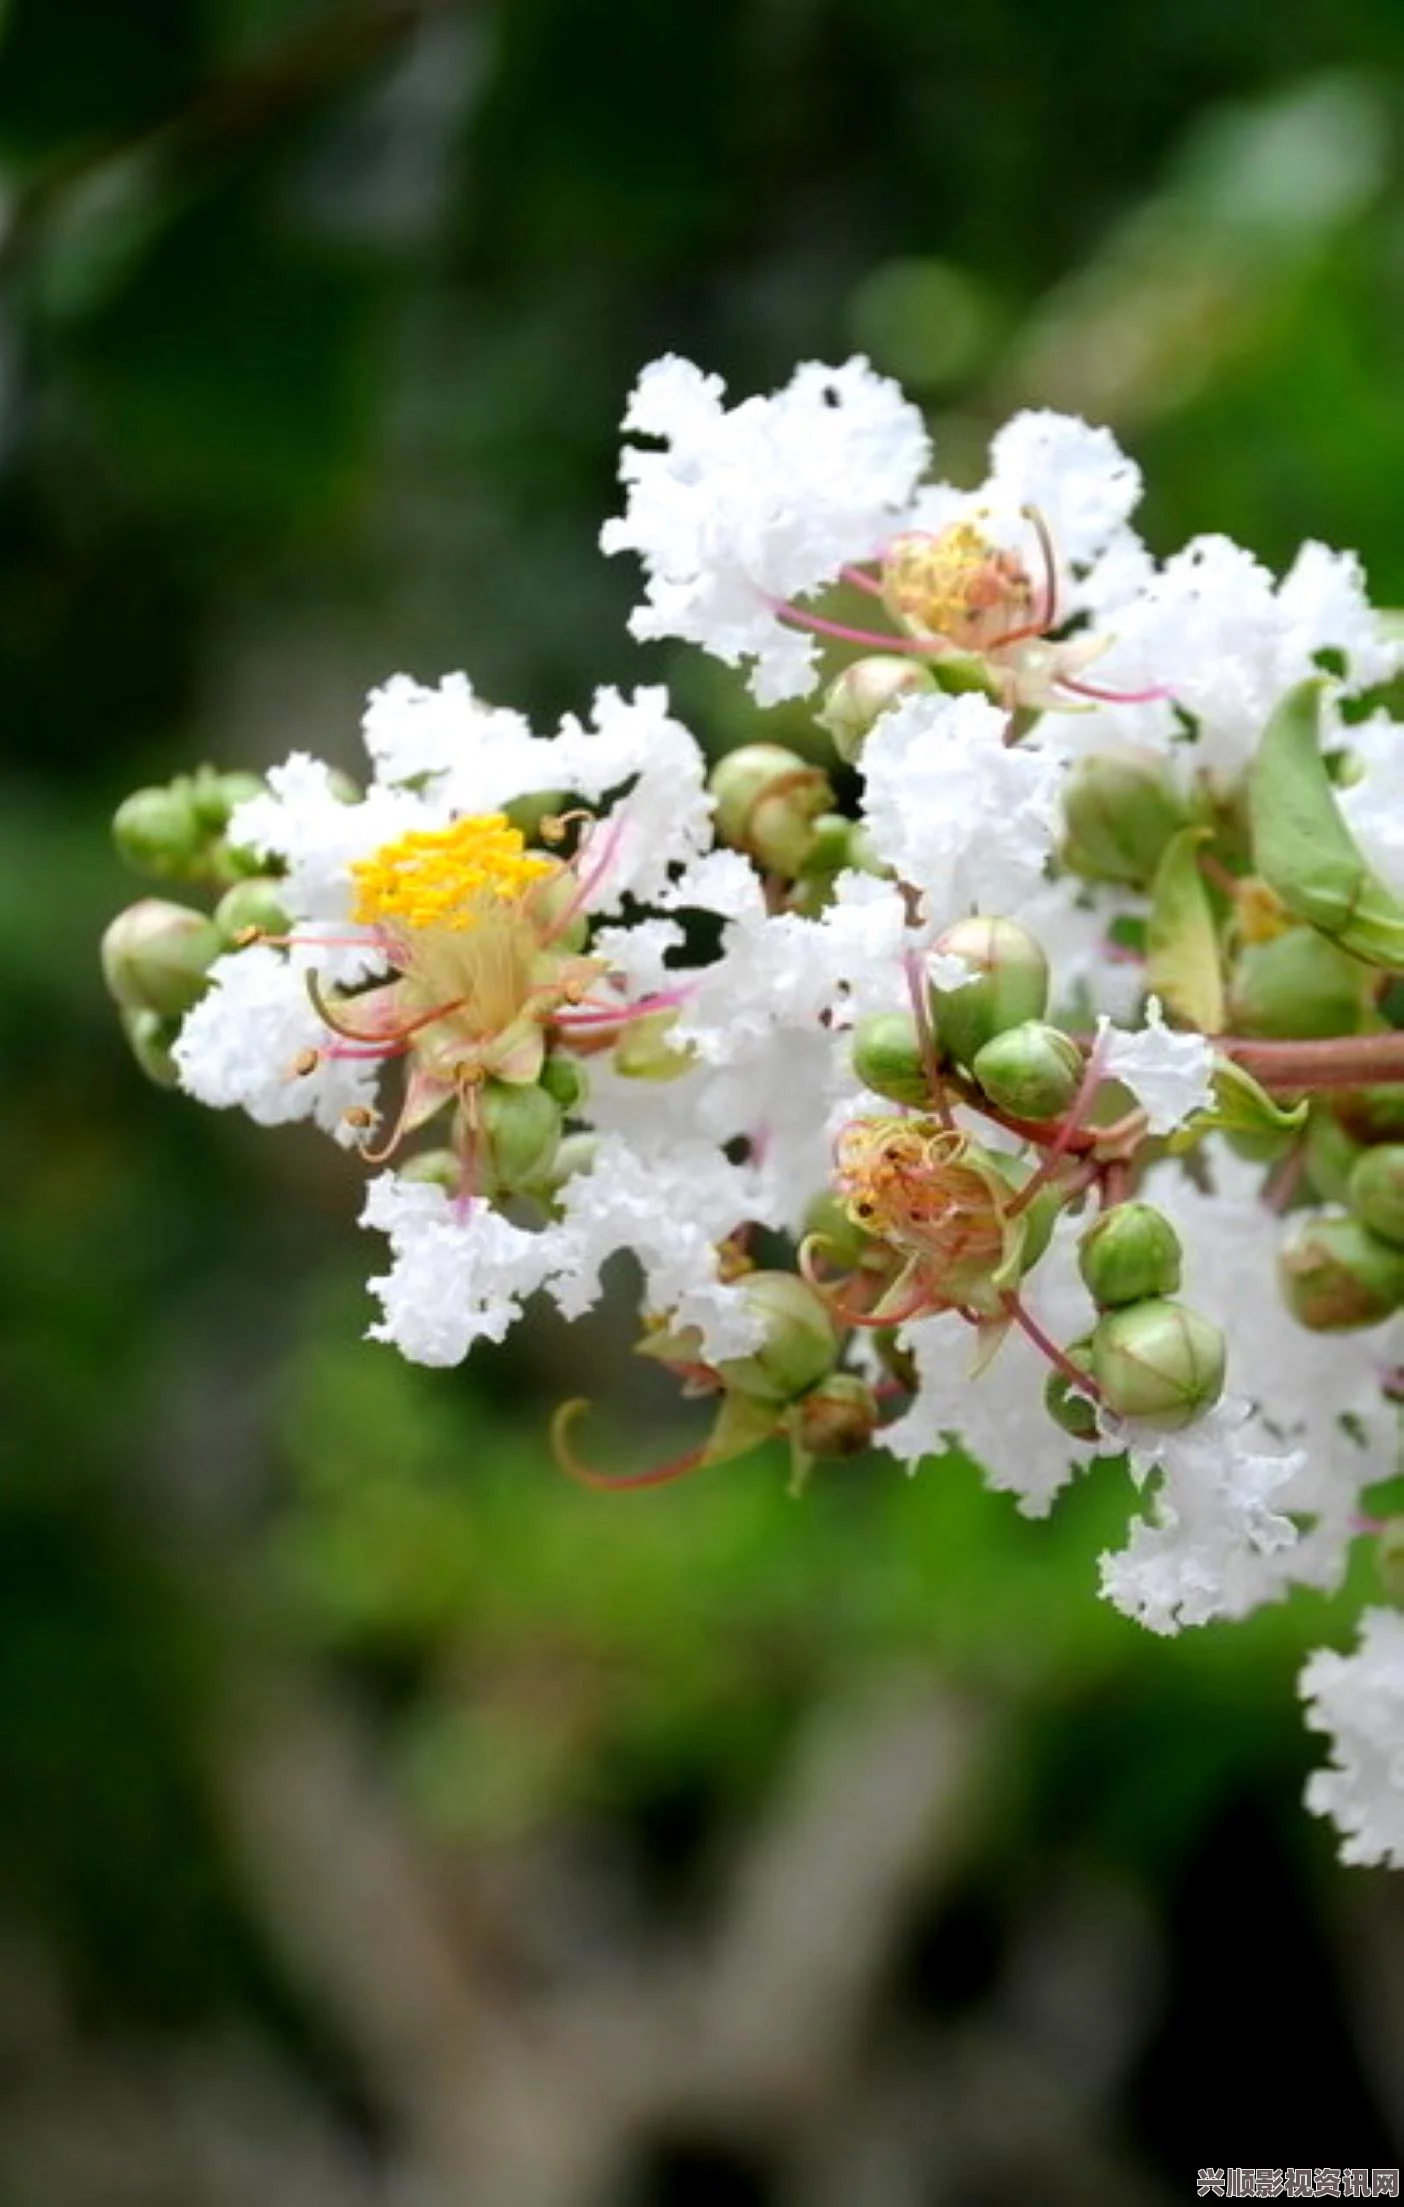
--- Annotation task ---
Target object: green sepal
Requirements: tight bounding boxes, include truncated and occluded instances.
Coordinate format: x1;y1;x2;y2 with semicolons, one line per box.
1248;677;1404;968
1168;1057;1309;1152
1146;825;1226;1033
703;1388;782;1466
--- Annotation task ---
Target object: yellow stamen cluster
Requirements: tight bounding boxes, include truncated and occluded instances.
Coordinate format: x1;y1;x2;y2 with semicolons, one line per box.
351;813;553;933
882;521;1034;652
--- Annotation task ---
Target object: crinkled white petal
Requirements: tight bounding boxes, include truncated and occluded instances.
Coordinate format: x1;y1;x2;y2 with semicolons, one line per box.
1339;711;1404;900
173;941;380;1142
859;690;1066;927
602;353;931;703
230;755;434;926
984;410;1143;572
362;673;542;799
557;688;714;912
360;1175;566;1368
548;1133;764;1360
1098;997;1215;1134
1096;1400;1306;1635
1301;1610;1404;1868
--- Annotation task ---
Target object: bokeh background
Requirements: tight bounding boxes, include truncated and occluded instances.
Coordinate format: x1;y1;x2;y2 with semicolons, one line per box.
6;1;1404;2200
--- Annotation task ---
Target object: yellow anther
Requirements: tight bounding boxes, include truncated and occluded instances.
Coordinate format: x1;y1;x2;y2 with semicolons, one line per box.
351;813;553;933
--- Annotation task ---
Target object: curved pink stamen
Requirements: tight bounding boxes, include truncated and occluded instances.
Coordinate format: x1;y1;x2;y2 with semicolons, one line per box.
1058;675;1174;706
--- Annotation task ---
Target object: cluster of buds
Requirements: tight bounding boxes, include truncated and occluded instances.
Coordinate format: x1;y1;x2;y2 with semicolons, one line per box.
97;350;1404;1866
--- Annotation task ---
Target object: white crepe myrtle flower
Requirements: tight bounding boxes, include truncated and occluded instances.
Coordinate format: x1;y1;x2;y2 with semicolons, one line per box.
1097;997;1216;1135
362;1174;569;1367
1301;1610;1404;1867
603;353;930;704
174;937;381;1141
858;689;1067;927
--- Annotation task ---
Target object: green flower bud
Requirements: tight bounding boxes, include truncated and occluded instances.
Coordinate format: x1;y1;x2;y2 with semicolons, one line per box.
928;916;1049;1069
398;1148;461;1190
1078;1203;1183;1309
477;1079;562;1194
190;768;264;832
796;812;857;879
539;1053;589;1114
971;1020;1081;1121
214;877;290;943
1043;1339;1099;1440
101;898;224;1017
112;786;206;880
1061;749;1188;888
850;1011;934;1108
718;1272;839;1404
1226;928;1373;1041
1277;1211;1404;1331
1331;1084;1404;1146
535;1132;600;1197
120;1007;182;1088
792;1373;879;1459
210;835;268;886
1091;1298;1226;1431
816;656;935;764
1349;1144;1404;1248
709;744;835;875
844;821;886;877
1303;1106;1362;1206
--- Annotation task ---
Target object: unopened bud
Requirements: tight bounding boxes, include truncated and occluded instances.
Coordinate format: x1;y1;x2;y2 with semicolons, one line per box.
816;656;935;763
971;1020;1081;1121
793;1373;879;1460
1078;1203;1183;1309
1303;1107;1362;1206
1227;928;1373;1041
709;744;834;875
1278;1211;1404;1331
399;1148;461;1190
797;812;857;879
112;786;206;880
614;1010;695;1081
190;768;265;832
477;1079;562;1194
851;1011;935;1108
539;1054;589;1113
718;1272;839;1404
1044;1339;1098;1439
927;915;1049;1069
1061;750;1187;888
101;898;224;1017
214;877;290;943
120;1007;182;1087
1091;1298;1226;1430
1349;1145;1404;1249
1331;1084;1404;1146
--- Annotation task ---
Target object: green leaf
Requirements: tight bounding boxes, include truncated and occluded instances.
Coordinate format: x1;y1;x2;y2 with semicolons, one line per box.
1248;677;1404;968
1146;825;1226;1033
1167;1057;1309;1152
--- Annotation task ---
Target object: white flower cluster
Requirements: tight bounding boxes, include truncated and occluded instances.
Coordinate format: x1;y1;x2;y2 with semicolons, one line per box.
156;351;1404;1867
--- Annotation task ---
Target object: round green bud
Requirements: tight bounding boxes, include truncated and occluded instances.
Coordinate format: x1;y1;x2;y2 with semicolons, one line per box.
101;898;224;1017
844;821;886;877
796;812;857;879
850;1011;934;1108
793;1373;879;1459
816;656;935;764
971;1020;1082;1121
190;768;265;832
214;877;290;943
718;1272;839;1405
112;785;207;880
1043;1340;1099;1440
478;1079;562;1194
709;744;835;875
1227;928;1373;1042
927;916;1049;1069
1061;749;1187;888
1303;1106;1363;1207
1349;1144;1404;1248
1332;1084;1404;1147
1078;1203;1183;1309
120;1007;182;1088
210;835;268;886
539;1053;589;1114
1091;1298;1226;1431
1277;1210;1404;1331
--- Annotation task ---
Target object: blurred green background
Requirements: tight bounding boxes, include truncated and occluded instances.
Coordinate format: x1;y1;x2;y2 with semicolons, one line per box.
6;1;1404;2199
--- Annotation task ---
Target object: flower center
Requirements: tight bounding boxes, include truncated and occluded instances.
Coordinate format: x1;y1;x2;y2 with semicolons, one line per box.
881;521;1036;653
351;813;553;933
836;1117;1007;1284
